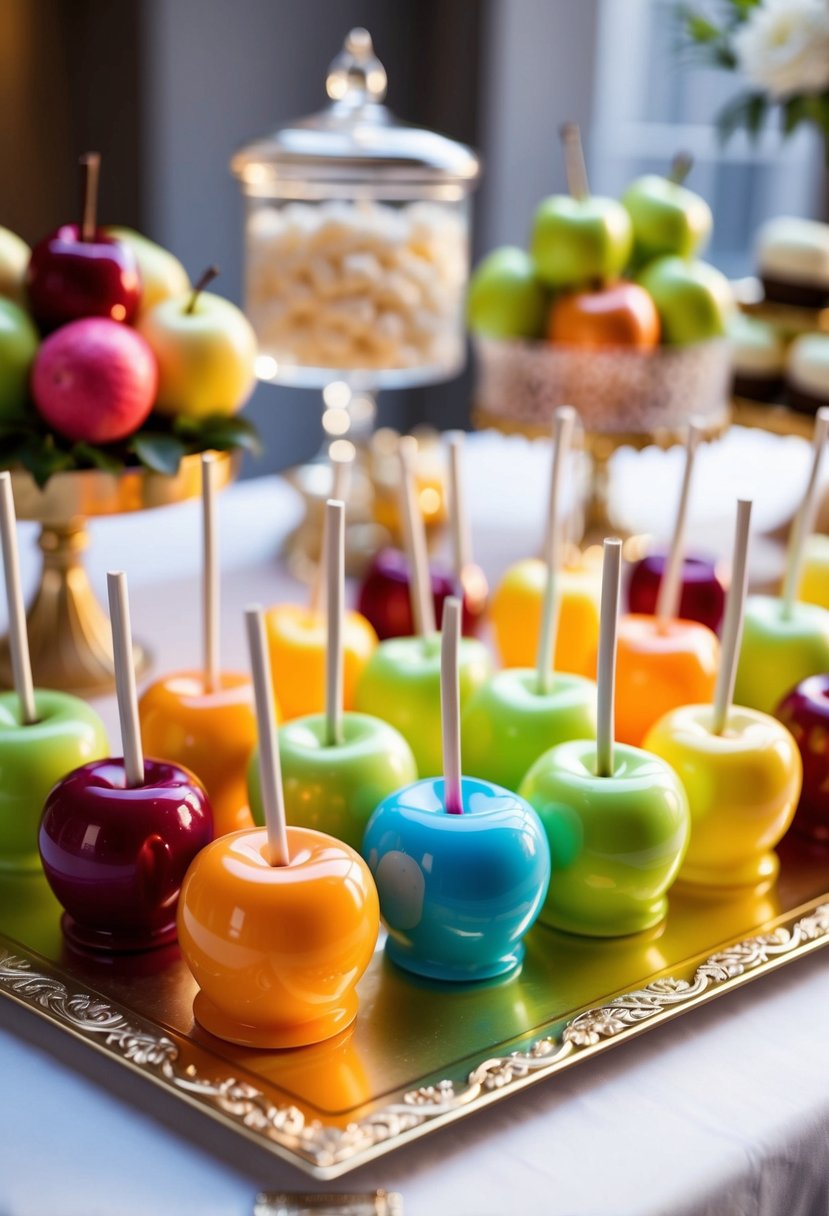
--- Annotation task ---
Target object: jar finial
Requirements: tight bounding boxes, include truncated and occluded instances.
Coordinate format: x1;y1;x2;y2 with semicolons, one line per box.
326;27;388;104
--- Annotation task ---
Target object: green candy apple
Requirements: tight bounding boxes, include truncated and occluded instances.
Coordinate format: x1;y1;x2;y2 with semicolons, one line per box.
248;711;417;852
622;171;712;265
105;227;190;314
734;595;829;715
638;256;733;345
354;635;492;776
0;299;39;422
0;226;30;308
0;689;109;871
461;669;597;792
531;195;632;290
467;247;547;339
519;739;690;936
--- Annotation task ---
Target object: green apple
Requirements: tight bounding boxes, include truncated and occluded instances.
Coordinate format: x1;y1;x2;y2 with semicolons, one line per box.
638;256;733;345
734;594;829;715
461;669;597;791
248;711;417;852
105;226;190;314
0;298;39;422
622;174;712;265
354;635;492;776
0;689;108;871
519;738;690;936
467;247;547;339
531;195;632;290
0;226;30;308
136;287;257;418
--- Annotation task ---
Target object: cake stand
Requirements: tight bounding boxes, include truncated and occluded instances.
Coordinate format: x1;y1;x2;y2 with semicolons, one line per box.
0;450;237;697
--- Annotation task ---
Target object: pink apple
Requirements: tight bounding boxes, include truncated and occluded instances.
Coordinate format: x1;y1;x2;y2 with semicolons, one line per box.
31;317;158;444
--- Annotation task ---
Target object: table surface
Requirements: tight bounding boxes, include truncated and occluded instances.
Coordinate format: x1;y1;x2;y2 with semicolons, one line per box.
2;430;828;1216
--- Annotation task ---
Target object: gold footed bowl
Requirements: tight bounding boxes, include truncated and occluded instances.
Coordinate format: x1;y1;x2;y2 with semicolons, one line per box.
0;451;237;697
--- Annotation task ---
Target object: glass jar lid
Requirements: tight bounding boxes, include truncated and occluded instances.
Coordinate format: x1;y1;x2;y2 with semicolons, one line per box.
231;28;481;188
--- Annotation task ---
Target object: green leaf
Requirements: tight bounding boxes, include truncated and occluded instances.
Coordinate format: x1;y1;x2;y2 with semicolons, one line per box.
71;443;124;474
196;414;262;456
170;414;204;440
685;13;721;42
717;91;768;142
130;433;187;476
18;441;74;488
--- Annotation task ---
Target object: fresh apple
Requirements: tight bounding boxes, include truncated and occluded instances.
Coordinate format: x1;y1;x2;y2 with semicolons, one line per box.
532;195;632;290
798;534;829;612
0;299;39;422
776;674;829;845
362;776;551;981
265;603;377;721
178;825;379;1047
547;281;660;349
248;711;417;852
31;317;157;444
467;246;547;339
490;557;601;679
519;739;690;936
356;547;485;640
0;226;30;307
622;160;713;264
638;256;733;345
39;756;213;953
105;227;190;314
735;595;829;715
627;552;726;634
0;689;108;872
27;225;141;330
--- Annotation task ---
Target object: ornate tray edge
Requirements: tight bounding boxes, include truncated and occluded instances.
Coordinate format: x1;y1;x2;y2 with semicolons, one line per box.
2;899;828;1181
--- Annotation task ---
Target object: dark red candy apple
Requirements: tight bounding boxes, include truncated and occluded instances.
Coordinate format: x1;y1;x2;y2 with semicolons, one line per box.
627;553;726;635
27;225;141;331
776;675;829;846
39;757;213;953
357;548;485;639
31;317;158;444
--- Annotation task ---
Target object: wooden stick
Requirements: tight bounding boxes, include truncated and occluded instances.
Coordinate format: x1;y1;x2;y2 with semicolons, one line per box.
446;431;472;584
781;407;829;618
325;499;345;747
309;446;353;615
656;419;703;630
560;122;589;200
398;437;436;636
245;605;290;866
0;473;36;725
441;596;463;815
106;572;145;788
712;500;753;736
201;454;219;692
79;152;101;242
536;406;576;693
596;538;622;778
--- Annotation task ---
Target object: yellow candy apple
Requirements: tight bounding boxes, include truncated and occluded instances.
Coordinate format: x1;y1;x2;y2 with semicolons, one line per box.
265;604;378;721
490;557;601;678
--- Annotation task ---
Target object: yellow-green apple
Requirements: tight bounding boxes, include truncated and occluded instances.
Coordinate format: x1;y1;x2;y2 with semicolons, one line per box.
622;160;713;264
531;196;632;290
638;256;733;345
467;247;547;339
105;227;190;314
0;299;39;422
0;227;30;307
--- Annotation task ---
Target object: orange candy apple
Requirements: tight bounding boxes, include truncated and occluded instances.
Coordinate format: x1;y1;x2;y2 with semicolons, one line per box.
265;604;377;720
547;282;660;350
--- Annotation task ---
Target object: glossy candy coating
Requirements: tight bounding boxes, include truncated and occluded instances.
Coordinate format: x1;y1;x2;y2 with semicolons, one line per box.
178;826;379;1048
27;225;141;330
615;614;719;746
734;595;829;714
776;675;829;845
39;757;213;952
265;603;377;721
139;670;258;836
248;711;417;852
362;777;550;982
644;704;801;891
461;669;597;792
490;558;600;678
798;535;829;612
519;740;690;937
0;690;108;872
627;553;726;634
354;634;492;775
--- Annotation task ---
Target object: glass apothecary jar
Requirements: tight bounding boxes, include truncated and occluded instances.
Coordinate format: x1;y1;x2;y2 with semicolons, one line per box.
231;28;481;392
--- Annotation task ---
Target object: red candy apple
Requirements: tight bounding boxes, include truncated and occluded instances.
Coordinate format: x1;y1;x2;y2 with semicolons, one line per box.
628;553;726;635
357;548;483;640
31;317;157;444
776;674;829;846
547;281;660;350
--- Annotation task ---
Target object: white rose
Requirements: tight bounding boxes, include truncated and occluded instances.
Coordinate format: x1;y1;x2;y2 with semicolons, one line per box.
734;0;829;99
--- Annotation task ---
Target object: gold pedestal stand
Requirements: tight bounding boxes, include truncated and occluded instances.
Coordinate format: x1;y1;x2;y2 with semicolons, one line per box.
0;451;237;697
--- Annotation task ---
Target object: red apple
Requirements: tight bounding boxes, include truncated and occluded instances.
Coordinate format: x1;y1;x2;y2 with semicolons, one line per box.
776;674;829;846
627;553;726;635
31;317;157;444
356;547;484;639
27;225;141;331
547;281;660;349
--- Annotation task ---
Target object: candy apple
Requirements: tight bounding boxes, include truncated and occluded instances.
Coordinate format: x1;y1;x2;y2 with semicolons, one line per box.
136;283;257;418
734;595;829;715
467;246;546;339
461;669;597;792
519;739;690;936
356;548;484;639
178;825;378;1047
105;227;190;313
776;675;829;844
31;318;157;444
354;635;492;775
490;557;601;678
627;552;726;634
0;690;108;872
0;226;30;307
644;704;801;890
0;299;39;422
798;534;829;612
248;711;417;852
622;170;713;264
138;671;258;837
265;603;377;721
39;757;213;953
362;776;551;981
547;281;660;349
26;225;141;330
531;195;632;290
638;256;733;345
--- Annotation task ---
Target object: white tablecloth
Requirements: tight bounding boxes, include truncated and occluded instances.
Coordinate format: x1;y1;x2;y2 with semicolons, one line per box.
1;431;828;1216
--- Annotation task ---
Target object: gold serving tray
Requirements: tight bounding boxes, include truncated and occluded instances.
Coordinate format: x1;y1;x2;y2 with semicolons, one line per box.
1;834;828;1180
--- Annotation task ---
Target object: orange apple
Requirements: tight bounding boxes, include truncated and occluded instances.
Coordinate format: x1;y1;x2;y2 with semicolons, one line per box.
265;604;377;720
547;282;660;349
